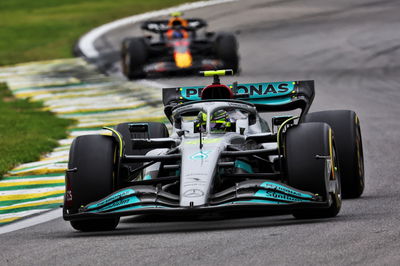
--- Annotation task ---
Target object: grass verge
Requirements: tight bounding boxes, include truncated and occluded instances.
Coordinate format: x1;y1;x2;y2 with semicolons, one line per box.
0;0;198;66
0;83;73;178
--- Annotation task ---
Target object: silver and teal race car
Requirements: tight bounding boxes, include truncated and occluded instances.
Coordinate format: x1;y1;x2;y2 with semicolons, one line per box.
63;70;364;231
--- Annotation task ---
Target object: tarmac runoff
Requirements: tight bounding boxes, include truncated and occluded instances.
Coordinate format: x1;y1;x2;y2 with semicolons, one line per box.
0;58;165;225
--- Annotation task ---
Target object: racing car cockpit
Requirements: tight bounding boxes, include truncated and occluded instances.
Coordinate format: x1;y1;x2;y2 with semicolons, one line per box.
172;101;261;136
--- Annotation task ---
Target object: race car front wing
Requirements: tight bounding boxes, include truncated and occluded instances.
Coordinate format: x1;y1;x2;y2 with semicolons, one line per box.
63;180;329;221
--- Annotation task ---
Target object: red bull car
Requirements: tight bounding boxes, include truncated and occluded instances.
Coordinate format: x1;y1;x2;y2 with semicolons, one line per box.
121;14;240;79
63;70;364;231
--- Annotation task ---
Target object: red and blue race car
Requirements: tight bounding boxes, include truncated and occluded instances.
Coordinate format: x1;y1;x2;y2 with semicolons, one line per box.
121;13;240;79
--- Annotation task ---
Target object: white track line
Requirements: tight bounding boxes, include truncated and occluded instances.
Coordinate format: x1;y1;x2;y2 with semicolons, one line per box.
79;0;238;58
0;209;61;235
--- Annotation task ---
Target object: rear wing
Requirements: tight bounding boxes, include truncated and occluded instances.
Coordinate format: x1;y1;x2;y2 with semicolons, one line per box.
163;80;315;115
141;18;207;33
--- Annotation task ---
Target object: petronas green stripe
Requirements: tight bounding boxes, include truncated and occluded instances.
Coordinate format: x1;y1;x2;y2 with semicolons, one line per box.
2;173;63;180
0;193;64;207
0;182;64;191
0;203;61;214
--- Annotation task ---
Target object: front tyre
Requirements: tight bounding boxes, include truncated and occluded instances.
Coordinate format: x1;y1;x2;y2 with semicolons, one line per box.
70;218;120;232
64;135;119;231
285;122;341;218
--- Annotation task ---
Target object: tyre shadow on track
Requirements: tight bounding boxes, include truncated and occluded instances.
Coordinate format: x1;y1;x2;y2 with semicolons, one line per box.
61;211;339;238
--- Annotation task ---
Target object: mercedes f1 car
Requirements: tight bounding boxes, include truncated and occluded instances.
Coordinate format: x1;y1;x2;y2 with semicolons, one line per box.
121;13;239;79
63;70;364;231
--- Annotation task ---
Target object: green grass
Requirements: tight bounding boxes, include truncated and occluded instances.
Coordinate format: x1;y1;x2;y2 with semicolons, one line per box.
0;0;198;66
0;83;73;178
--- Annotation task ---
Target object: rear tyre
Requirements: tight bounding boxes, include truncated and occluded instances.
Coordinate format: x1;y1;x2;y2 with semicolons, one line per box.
285;123;341;219
215;33;240;74
65;135;119;231
121;37;148;80
115;122;169;181
304;110;364;198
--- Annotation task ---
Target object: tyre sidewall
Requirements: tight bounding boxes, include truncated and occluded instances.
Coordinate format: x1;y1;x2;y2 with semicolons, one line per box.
285;122;330;200
67;135;116;213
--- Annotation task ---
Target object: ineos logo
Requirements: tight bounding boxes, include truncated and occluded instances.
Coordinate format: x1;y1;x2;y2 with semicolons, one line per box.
183;189;204;198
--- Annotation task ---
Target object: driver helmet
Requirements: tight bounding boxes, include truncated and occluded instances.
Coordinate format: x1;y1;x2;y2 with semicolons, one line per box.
168;19;187;39
195;110;232;133
172;30;184;39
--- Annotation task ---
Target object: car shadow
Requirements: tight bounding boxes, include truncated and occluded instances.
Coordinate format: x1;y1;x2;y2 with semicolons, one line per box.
62;211;338;238
57;192;385;238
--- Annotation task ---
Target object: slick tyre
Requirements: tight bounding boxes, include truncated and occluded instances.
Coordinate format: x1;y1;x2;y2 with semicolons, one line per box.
215;33;240;74
115;122;169;181
304;110;364;198
66;135;119;231
121;37;147;79
285;123;341;219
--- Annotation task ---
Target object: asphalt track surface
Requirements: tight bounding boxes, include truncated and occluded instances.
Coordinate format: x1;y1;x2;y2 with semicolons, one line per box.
1;0;400;265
